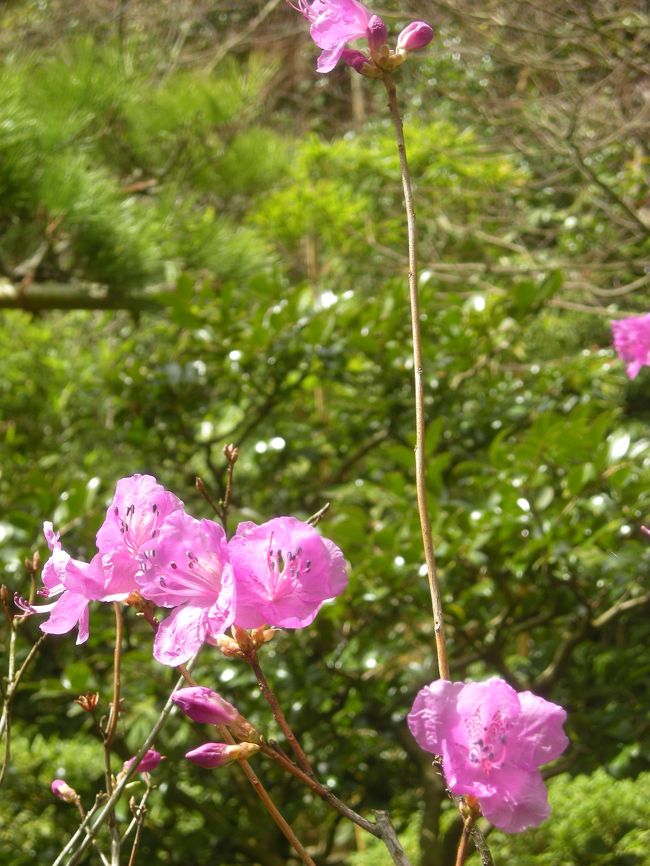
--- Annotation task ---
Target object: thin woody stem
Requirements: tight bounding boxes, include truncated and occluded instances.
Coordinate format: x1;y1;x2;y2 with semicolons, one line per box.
454;818;474;866
247;653;314;775
382;74;449;680
104;603;123;750
102;603;123;866
176;664;317;866
75;800;110;866
257;741;412;866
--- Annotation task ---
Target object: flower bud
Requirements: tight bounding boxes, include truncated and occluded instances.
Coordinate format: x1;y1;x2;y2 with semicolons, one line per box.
122;749;164;774
396;21;434;52
186;741;260;769
172;686;239;726
367;14;388;56
341;49;371;74
51;779;79;803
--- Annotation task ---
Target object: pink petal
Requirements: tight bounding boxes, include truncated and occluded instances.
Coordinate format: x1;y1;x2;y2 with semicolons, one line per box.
316;43;346;72
506;691;568;770
479;769;551;833
153;604;214;666
407;680;464;754
40;592;90;641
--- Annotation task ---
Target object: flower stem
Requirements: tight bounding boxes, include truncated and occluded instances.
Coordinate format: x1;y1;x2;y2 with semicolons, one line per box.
247;652;314;775
382;74;449;680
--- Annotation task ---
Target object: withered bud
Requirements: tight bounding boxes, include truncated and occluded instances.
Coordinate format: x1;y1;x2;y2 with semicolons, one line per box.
231;625;255;654
125;592;146;611
0;585;13;624
215;634;246;659
250;626;277;649
75;691;100;712
231;717;260;743
25;551;40;575
195;476;208;496
223;443;239;464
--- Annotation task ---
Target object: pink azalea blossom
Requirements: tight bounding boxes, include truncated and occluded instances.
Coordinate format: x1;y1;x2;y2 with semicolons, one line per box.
96;474;184;594
15;523;127;644
407;678;568;833
290;0;376;72
137;511;236;666
611;313;650;380
172;686;239;726
51;779;79;803
229;516;348;629
122;749;164;774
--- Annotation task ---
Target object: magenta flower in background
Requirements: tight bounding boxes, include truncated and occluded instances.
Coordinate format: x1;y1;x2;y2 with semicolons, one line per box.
611;313;650;380
96;474;184;594
122;749;164;774
137;511;235;666
290;0;375;72
407;678;568;833
51;779;79;803
172;686;239;726
16;523;125;644
229;516;348;629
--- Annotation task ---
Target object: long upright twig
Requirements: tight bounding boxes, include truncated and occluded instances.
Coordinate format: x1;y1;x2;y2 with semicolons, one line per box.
382;74;449;681
0;614;46;786
102;603;123;866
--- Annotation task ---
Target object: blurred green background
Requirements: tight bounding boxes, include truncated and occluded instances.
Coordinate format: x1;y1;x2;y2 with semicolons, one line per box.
1;1;649;864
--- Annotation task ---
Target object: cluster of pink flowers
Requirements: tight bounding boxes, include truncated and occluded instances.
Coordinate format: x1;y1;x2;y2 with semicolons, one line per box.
289;0;433;74
18;474;348;665
408;678;568;833
611;312;650;380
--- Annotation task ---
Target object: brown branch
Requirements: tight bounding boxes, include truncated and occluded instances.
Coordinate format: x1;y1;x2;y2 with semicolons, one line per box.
382;74;449;680
247;652;314;775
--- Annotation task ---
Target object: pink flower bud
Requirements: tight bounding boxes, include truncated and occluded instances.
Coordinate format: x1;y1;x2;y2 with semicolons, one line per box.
172;686;239;726
185;741;260;769
341;49;370;73
122;748;164;774
396;21;434;52
367;14;387;54
51;779;79;803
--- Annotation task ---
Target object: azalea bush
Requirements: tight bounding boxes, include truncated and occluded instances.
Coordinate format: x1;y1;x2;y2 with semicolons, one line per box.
2;2;650;866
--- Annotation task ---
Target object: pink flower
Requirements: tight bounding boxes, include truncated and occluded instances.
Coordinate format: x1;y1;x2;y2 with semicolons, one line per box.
229;516;348;629
137;511;236;666
290;0;376;73
612;313;650;380
396;21;434;53
407;678;568;833
51;779;79;803
172;686;239;725
96;474;184;595
185;741;260;769
15;523;127;644
122;749;164;774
